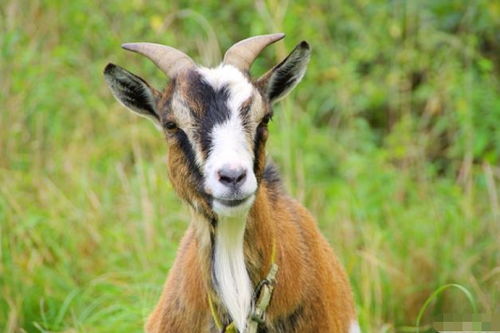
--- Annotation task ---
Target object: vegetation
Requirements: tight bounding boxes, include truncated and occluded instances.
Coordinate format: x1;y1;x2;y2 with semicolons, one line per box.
1;0;498;332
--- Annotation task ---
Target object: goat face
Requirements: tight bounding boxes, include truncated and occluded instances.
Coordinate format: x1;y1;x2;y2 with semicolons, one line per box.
104;35;310;219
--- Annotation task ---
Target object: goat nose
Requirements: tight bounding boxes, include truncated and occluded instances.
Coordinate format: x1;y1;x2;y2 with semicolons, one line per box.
217;167;247;188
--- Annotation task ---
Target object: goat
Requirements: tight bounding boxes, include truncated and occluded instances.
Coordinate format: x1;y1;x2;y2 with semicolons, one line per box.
104;33;359;333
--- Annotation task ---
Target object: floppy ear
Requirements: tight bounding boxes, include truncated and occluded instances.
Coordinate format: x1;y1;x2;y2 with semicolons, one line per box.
103;63;161;124
257;41;311;103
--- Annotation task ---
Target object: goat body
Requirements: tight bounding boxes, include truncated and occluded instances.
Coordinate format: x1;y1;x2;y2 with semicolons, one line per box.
104;34;358;333
146;166;357;332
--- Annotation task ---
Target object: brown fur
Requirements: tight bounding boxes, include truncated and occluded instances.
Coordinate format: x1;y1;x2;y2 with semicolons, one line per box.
142;63;357;332
146;179;356;332
103;38;356;332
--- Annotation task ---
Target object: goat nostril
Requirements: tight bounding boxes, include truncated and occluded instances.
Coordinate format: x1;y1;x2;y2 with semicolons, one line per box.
219;174;233;184
236;171;247;183
217;168;247;187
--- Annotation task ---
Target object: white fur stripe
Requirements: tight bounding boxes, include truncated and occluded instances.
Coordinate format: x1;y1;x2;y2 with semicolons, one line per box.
213;215;252;332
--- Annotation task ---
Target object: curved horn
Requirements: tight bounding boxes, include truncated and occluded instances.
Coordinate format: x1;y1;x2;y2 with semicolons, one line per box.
121;42;195;77
223;33;285;72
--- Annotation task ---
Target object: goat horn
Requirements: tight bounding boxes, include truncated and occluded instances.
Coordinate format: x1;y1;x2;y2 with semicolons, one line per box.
121;42;195;77
223;33;285;72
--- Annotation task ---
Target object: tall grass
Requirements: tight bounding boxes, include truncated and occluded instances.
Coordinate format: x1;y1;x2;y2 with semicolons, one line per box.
1;0;498;332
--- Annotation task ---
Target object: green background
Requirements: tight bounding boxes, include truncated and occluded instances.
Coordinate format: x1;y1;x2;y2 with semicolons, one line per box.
1;0;499;332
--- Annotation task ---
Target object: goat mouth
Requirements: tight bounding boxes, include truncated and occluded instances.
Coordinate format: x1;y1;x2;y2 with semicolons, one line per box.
214;196;251;207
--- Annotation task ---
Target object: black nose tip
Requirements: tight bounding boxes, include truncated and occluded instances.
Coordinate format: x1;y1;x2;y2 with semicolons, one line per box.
218;167;247;188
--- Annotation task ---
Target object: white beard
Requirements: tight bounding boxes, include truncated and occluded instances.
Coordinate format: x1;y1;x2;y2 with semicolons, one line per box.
213;214;252;332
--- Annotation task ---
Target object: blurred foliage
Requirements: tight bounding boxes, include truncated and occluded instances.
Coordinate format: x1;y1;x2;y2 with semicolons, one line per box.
0;0;499;332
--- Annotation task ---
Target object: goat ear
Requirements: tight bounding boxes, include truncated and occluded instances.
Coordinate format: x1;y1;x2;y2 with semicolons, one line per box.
257;41;311;103
103;63;161;124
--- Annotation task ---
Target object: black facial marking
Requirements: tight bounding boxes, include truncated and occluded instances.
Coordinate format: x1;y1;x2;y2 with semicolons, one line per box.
176;130;202;180
174;129;212;215
253;123;268;176
185;71;232;156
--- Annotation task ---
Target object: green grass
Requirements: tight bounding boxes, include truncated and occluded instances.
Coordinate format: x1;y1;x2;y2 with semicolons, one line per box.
1;0;499;332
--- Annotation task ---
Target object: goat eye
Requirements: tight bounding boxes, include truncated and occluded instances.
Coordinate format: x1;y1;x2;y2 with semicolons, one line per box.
261;114;272;125
165;121;177;130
